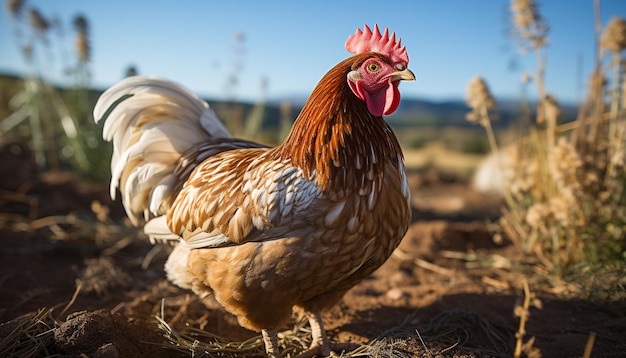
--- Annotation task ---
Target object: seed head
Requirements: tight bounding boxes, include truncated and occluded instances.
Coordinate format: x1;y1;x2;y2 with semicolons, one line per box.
73;14;89;33
73;15;90;63
600;17;626;53
548;138;581;186
510;0;549;52
548;196;573;227
6;0;24;18
525;203;548;232
465;76;497;125
28;8;50;37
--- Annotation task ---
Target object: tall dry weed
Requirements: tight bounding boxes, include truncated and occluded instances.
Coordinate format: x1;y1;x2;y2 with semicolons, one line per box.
1;1;107;178
468;0;626;285
466;77;499;155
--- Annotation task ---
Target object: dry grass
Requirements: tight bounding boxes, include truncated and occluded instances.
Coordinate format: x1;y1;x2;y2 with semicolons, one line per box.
6;306;512;358
156;311;310;358
0;282;81;358
0;308;58;358
3;3;102;178
513;279;542;358
154;299;518;358
468;0;626;292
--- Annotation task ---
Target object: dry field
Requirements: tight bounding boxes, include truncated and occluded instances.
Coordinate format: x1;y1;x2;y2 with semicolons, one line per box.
1;141;624;358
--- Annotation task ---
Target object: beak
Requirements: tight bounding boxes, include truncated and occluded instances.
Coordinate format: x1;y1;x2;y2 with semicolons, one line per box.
389;68;415;82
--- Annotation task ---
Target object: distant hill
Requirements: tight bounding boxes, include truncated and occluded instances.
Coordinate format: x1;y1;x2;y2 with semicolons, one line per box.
388;96;579;128
0;73;579;134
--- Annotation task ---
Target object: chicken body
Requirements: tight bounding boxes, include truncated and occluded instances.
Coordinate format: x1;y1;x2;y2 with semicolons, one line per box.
95;26;413;357
167;138;409;331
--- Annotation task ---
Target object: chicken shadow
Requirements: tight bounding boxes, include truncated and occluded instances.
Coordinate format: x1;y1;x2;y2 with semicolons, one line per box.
333;292;626;357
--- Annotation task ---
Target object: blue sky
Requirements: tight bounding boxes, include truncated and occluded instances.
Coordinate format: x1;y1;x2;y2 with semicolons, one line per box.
1;1;624;104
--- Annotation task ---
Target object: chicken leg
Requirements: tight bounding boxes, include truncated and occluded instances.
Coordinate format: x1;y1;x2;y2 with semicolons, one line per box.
262;329;280;358
299;311;361;357
294;312;331;358
262;313;329;358
308;312;331;355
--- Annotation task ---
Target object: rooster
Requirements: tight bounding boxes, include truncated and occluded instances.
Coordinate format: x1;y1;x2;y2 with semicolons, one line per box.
94;24;414;357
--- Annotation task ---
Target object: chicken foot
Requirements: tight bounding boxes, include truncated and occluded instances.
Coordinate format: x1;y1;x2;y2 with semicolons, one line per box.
264;312;358;358
296;312;359;358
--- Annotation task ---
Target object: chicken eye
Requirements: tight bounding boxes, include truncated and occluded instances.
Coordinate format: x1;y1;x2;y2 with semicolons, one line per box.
367;63;380;73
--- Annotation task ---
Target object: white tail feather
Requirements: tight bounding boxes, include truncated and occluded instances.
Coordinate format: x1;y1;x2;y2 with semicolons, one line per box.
94;76;231;225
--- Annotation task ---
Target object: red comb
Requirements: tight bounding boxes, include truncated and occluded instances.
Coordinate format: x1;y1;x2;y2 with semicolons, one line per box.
345;24;409;65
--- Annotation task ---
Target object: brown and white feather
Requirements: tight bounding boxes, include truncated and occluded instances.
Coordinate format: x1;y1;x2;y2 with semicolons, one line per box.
93;76;235;224
94;53;411;335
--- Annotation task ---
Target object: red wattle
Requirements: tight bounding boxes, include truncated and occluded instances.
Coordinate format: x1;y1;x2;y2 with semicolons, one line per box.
348;79;401;117
383;81;401;115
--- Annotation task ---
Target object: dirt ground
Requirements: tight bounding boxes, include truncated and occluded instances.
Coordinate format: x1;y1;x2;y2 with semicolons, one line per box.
1;141;625;357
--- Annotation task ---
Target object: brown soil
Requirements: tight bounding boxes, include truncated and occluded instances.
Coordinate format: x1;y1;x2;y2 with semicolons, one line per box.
1;141;624;357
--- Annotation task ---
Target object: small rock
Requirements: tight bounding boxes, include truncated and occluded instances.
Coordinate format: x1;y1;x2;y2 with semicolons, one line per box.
386;288;407;300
